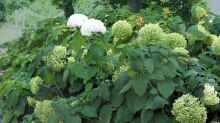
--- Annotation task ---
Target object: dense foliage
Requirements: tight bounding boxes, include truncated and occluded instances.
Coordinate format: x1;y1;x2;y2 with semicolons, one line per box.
1;0;220;123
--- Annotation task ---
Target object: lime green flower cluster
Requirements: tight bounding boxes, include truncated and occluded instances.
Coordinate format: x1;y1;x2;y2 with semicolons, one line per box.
112;20;133;42
164;33;187;48
172;94;207;123
35;100;56;123
138;23;164;43
191;5;207;21
201;83;220;106
47;45;67;72
211;37;220;56
30;76;43;94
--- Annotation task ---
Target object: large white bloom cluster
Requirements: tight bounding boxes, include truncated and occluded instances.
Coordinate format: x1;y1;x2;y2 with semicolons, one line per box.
81;19;106;36
201;83;220;106
67;14;88;28
67;14;106;36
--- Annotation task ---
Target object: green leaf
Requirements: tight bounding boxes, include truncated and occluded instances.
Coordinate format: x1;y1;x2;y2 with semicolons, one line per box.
72;115;82;123
119;82;131;94
157;81;175;98
69;63;96;80
130;78;148;96
144;58;154;73
141;110;154;123
62;69;69;83
97;105;112;123
145;96;168;110
154;113;172;123
114;105;133;123
80;105;97;118
125;92;146;113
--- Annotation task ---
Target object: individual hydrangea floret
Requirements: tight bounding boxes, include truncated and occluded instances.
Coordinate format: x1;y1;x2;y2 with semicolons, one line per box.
138;23;164;44
164;33;187;48
172;94;207;123
191;5;207;21
112;20;133;42
47;46;67;72
211;37;220;56
67;14;88;28
81;18;106;36
35;100;56;123
201;83;220;106
30;76;43;94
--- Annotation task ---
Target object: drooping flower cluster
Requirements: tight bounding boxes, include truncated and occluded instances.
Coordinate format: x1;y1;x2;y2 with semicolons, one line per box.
211;37;220;56
67;14;106;36
112;20;133;42
46;45;67;72
30;76;43;94
201;83;220;106
138;23;164;43
172;94;207;123
35;100;56;123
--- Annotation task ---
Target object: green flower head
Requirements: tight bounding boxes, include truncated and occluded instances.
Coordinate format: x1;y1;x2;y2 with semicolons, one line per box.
112;20;133;42
211;37;220;56
53;45;67;59
172;94;207;123
46;45;67;72
35;100;56;123
201;83;220;106
191;5;207;21
164;33;187;48
30;76;43;94
138;23;164;44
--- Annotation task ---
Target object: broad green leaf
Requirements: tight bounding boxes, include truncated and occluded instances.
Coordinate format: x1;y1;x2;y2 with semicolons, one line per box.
141;110;154;123
97;105;112;123
130;78;148;96
80;105;97;118
119;82;131;94
114;105;133;123
154;113;172;123
144;58;154;73
126;92;147;113
145;96;168;110
69;63;96;80
157;81;175;98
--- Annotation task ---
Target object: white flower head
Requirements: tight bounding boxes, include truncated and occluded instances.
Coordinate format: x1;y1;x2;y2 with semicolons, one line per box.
80;18;106;36
67;14;88;28
201;83;220;106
